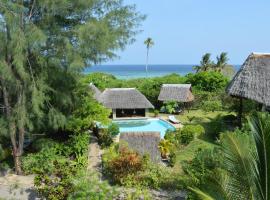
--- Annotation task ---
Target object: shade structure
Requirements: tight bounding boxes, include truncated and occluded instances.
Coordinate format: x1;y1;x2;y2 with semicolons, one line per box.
158;84;194;102
226;53;270;106
98;88;154;109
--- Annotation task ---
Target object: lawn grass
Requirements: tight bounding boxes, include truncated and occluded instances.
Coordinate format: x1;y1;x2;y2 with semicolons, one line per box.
149;109;235;173
149;109;234;124
173;138;216;173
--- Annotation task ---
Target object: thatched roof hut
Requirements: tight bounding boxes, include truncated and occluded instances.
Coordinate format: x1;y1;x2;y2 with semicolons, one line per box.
89;84;154;118
89;83;101;100
227;53;270;106
98;88;154;109
158;84;194;102
120;132;161;163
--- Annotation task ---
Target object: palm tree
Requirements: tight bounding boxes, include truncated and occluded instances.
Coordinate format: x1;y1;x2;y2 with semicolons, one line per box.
193;53;214;73
190;112;270;200
144;37;154;77
214;52;229;72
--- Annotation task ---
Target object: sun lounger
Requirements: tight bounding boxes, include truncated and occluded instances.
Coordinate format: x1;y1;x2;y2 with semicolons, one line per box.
168;115;180;124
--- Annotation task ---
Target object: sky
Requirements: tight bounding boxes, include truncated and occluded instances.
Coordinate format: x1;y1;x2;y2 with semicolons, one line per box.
106;0;270;65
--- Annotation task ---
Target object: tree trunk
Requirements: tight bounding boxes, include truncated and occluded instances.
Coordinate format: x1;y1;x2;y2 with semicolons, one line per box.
238;98;243;129
1;80;24;174
13;148;23;175
145;48;149;77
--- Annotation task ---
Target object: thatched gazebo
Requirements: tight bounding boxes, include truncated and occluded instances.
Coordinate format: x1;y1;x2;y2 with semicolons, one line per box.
227;53;270;126
92;87;154;119
158;84;194;102
120;132;161;163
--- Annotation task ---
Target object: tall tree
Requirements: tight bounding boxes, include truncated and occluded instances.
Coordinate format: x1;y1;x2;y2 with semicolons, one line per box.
193;53;214;73
215;52;229;72
0;0;144;174
144;37;154;77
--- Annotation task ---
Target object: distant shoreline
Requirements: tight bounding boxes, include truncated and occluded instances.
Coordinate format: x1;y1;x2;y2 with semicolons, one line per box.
84;64;241;79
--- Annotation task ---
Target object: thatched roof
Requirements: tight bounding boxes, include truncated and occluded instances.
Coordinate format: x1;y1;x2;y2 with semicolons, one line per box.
89;83;101;100
120;132;161;163
158;84;194;102
227;53;270;106
97;88;154;109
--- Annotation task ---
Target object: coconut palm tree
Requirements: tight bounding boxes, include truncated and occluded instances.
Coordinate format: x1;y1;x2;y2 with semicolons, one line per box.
214;52;229;72
190;112;270;200
193;53;214;73
144;37;154;76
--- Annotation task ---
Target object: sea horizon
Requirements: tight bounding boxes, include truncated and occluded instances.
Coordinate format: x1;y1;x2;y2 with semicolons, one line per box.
84;64;241;79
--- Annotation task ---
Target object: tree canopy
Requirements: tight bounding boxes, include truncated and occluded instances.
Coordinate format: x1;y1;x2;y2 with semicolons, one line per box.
0;0;144;174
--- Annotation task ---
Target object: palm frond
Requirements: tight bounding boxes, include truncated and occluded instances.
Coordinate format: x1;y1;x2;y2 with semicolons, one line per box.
220;132;257;200
249;112;270;200
189;187;216;200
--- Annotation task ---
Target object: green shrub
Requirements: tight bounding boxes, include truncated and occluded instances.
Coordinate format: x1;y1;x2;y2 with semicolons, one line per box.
106;147;144;184
0;147;11;161
182;148;221;199
164;130;176;144
108;123;119;137
22;146;67;174
34;160;77;200
186;71;229;92
68;172;118;200
178;125;205;145
98;129;113;148
68;132;90;157
168;152;176;167
158;139;173;159
102;144;184;190
178;130;194;145
201;100;222;112
205;114;227;140
31;138;59;152
154;109;159;117
23;133;89;174
122;163;184;190
161;101;178;114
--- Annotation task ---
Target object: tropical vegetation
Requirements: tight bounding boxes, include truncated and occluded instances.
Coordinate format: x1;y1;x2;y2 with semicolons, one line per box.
0;1;269;200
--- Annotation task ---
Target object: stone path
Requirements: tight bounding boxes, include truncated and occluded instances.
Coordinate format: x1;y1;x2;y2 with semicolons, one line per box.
87;134;103;176
0;174;38;200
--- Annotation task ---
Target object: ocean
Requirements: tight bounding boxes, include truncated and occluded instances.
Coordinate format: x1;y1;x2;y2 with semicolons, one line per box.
84;64;241;79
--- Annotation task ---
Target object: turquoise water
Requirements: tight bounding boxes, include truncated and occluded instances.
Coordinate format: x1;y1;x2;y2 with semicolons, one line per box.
84;64;241;79
113;119;176;138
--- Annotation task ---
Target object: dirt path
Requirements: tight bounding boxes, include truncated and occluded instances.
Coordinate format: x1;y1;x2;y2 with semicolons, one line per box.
87;134;102;175
0;174;38;200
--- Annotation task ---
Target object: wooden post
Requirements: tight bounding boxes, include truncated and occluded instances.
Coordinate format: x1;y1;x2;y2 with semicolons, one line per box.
238;98;243;129
112;109;116;119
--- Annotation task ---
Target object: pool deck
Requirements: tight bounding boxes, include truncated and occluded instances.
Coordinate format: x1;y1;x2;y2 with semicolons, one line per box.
159;116;183;129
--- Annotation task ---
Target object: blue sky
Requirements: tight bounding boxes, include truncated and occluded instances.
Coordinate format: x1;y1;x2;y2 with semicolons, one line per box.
107;0;270;65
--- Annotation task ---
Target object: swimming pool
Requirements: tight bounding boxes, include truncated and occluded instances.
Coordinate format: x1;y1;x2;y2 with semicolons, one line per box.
113;118;176;138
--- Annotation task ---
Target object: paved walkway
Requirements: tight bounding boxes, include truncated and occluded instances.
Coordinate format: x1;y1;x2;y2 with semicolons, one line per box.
87;134;103;176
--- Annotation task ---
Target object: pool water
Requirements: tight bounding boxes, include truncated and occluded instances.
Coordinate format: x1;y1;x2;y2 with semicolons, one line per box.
113;118;176;138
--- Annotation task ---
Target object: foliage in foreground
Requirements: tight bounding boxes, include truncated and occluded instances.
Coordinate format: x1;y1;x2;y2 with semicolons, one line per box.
22;133;89;175
190;112;270;200
22;133;89;200
0;0;144;174
68;172;118;200
165;124;205;146
102;143;184;190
